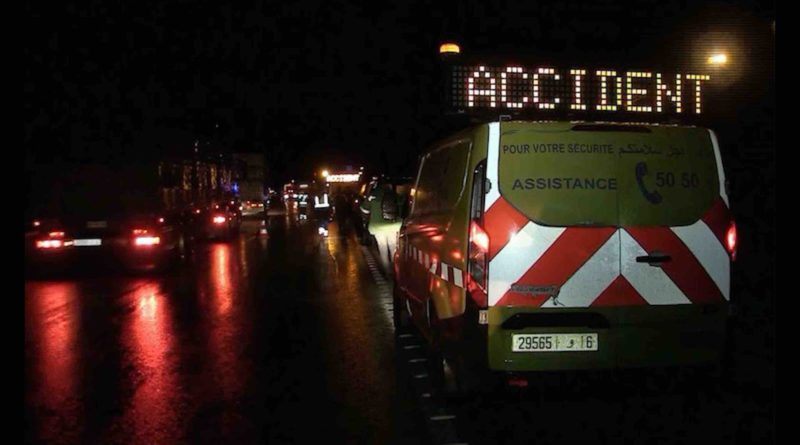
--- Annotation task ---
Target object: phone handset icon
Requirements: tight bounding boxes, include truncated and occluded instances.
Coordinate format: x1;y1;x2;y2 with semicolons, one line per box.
635;161;663;204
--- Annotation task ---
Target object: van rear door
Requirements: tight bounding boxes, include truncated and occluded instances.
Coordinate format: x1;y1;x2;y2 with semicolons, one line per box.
614;125;730;305
488;122;730;308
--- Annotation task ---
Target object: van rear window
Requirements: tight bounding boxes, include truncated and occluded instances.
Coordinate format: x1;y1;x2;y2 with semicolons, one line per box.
498;122;720;227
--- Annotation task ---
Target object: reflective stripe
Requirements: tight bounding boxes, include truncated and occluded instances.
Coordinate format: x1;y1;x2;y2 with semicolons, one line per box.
405;246;481;289
484;196;530;260
496;226;616;307
708;130;729;207
701;197;732;249
540;231;620;308
452;268;464;288
620;231;692;305
488;222;566;306
591;275;647;307
626;227;724;304
672;222;730;300
485;122;501;211
314;194;329;208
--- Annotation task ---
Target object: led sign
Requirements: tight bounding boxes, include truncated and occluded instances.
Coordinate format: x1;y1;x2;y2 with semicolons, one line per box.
448;64;711;115
326;173;361;183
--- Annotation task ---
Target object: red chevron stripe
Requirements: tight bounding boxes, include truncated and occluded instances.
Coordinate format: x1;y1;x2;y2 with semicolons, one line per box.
484;196;530;260
495;227;616;307
701;197;732;248
591;275;647;307
625;227;724;304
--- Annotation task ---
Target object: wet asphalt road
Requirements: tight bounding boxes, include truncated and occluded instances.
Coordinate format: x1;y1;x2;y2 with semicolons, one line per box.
25;207;774;445
25;210;423;445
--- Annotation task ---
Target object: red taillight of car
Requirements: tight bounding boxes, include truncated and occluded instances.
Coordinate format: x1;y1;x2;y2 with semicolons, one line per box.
725;221;737;261
36;239;64;249
467;220;489;291
213;215;227;224
37;230;67;249
134;236;160;246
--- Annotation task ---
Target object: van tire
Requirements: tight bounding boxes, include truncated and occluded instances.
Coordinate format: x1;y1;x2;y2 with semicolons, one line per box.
428;302;478;400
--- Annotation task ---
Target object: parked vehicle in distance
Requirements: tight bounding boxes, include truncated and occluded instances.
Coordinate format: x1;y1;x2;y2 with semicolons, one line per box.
196;200;242;241
26;153;237;273
358;175;413;273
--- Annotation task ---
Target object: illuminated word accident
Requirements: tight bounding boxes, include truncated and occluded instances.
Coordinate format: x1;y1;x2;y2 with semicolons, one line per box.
451;65;711;114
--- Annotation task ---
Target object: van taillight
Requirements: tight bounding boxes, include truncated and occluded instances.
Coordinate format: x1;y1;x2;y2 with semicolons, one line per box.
213;215;227;224
468;220;489;290
725;222;737;261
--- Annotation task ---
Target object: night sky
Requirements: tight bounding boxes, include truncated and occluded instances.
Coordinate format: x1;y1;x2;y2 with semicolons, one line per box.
24;0;773;184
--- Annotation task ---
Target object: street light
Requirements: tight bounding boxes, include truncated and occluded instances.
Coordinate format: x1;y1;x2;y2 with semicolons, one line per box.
439;42;460;55
707;53;728;66
321;169;329;178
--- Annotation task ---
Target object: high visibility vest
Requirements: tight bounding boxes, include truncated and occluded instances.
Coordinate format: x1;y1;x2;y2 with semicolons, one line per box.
314;193;330;208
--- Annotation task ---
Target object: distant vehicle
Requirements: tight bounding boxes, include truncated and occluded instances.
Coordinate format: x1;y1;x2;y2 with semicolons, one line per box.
26;155;236;273
242;199;265;216
393;121;736;394
233;153;267;217
195;200;242;241
358;176;413;272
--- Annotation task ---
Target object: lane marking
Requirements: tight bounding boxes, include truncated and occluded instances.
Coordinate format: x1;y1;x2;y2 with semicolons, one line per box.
430;415;457;421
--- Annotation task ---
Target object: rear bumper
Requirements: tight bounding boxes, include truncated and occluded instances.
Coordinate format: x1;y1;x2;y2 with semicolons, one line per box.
202;224;232;239
487;304;728;372
26;242;173;272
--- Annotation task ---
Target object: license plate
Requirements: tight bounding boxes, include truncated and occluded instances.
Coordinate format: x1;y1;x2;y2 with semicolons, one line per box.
512;333;598;352
73;238;102;247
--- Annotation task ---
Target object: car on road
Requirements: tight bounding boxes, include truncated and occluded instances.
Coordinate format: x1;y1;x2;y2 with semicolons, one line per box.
26;212;183;273
242;199;265;216
196;201;242;240
24;160;216;274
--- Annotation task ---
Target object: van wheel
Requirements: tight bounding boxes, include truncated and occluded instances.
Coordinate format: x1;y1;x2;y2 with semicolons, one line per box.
392;283;411;332
428;302;477;400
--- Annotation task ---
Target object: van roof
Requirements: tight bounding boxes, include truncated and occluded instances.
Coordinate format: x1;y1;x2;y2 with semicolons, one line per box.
493;120;701;129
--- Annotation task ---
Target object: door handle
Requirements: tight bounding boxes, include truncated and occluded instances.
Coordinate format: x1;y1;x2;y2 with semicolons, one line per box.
636;253;672;266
